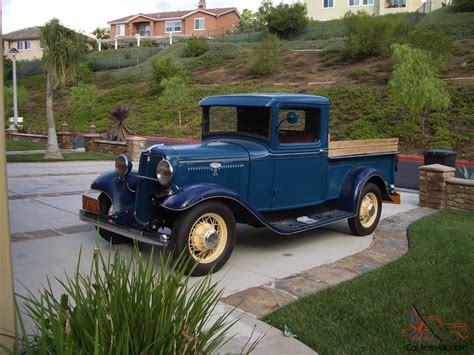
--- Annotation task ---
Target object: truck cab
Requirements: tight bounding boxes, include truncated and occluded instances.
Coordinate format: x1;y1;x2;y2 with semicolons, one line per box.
80;94;400;276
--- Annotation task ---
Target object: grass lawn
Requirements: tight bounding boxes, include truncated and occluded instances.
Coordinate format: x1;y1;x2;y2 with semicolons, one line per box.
7;152;114;162
6;139;45;151
263;210;474;354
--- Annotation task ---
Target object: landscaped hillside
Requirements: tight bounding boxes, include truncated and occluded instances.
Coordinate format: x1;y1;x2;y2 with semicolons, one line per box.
6;9;474;159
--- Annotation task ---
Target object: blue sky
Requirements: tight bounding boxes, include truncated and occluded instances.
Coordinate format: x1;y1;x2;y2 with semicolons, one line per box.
3;0;295;35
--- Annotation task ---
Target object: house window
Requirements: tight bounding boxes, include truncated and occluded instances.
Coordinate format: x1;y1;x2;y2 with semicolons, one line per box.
165;20;182;32
363;0;374;4
24;41;31;49
323;0;334;8
116;24;125;36
138;23;150;36
194;18;205;30
17;41;23;50
349;0;360;5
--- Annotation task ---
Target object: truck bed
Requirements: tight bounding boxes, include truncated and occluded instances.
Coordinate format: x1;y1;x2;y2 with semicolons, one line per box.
328;138;399;158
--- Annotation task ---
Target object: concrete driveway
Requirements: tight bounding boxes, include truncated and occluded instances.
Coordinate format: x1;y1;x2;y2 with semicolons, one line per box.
8;161;419;297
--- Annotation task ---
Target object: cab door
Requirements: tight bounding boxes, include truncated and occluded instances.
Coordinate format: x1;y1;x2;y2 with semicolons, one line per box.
271;106;328;210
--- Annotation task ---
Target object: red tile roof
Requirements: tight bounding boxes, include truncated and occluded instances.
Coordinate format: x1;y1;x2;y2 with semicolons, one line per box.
109;8;238;24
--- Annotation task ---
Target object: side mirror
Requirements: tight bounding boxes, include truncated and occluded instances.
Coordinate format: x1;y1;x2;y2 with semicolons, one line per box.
286;111;298;125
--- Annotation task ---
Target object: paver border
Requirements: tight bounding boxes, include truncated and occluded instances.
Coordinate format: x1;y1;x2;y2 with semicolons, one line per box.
221;207;436;318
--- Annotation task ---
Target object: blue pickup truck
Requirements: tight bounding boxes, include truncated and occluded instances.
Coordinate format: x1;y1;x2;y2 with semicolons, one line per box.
80;94;400;276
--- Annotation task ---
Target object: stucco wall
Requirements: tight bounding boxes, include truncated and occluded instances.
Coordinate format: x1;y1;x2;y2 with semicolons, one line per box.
110;10;239;38
306;0;374;21
305;0;436;20
3;39;43;60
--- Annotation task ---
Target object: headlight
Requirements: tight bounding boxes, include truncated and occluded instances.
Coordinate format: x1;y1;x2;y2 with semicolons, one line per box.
115;155;132;178
157;159;173;185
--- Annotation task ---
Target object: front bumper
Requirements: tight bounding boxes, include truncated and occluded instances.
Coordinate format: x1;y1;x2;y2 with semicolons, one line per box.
79;210;170;247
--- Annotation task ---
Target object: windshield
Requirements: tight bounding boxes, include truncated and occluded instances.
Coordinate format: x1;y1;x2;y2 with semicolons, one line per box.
202;106;271;140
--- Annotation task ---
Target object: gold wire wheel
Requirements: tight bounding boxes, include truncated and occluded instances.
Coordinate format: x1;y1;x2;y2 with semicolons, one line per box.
359;192;378;228
188;213;228;264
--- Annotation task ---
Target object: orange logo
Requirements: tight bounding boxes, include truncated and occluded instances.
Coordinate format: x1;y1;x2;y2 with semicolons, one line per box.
402;305;470;343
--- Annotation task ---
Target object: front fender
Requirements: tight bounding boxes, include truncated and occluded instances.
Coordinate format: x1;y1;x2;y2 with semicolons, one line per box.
337;167;388;213
91;171;138;212
161;183;246;211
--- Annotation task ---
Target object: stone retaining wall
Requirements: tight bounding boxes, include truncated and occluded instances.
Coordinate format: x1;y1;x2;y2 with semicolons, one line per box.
84;135;146;161
419;164;474;211
6;129;75;149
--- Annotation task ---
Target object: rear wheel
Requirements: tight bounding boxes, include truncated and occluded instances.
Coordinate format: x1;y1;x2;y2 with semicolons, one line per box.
97;193;130;244
171;201;236;276
348;183;382;236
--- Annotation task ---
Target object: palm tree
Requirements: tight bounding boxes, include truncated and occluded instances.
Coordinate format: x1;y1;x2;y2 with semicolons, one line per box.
41;18;85;159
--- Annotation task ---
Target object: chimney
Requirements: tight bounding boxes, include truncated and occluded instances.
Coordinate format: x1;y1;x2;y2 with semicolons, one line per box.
198;0;206;9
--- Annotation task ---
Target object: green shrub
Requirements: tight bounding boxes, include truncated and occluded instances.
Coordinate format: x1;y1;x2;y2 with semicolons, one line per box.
339;119;382;139
16;59;43;78
141;39;154;47
249;34;281;77
151;55;184;87
344;12;409;60
182;37;209;57
188;42;240;70
347;68;373;82
416;7;474;38
451;0;474;12
12;247;237;353
3;85;28;117
408;28;452;69
265;2;308;37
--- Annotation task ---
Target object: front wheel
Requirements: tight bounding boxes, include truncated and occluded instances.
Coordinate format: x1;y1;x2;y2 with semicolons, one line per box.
348;183;382;236
171;201;236;276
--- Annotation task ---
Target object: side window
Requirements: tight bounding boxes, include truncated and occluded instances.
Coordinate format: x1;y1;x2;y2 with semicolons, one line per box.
278;108;321;145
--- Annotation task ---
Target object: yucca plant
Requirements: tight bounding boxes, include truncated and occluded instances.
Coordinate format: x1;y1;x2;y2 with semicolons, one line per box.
6;246;238;354
106;104;134;141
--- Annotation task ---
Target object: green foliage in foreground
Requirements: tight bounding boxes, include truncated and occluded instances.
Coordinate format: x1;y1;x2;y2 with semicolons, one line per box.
264;210;474;354
5;139;45;151
416;7;474;38
7;152;114;162
6;247;236;354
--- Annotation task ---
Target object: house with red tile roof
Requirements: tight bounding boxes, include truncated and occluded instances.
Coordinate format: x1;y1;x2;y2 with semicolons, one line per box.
106;0;240;48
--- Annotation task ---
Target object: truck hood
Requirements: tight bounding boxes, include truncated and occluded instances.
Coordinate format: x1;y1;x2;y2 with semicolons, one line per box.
155;140;250;163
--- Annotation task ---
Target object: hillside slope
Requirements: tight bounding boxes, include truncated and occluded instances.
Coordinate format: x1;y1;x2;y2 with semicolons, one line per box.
10;16;474;159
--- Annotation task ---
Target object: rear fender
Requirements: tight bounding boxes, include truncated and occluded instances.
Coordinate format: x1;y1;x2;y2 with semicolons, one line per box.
337;167;389;213
91;171;137;212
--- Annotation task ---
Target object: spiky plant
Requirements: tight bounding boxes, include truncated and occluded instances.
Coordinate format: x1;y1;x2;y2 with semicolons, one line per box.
106;104;134;141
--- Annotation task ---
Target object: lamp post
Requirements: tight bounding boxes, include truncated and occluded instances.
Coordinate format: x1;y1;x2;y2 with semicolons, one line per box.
9;47;19;127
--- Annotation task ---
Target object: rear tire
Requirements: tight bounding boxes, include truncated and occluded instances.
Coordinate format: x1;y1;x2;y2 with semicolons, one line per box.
348;183;382;236
97;193;130;244
171;201;236;276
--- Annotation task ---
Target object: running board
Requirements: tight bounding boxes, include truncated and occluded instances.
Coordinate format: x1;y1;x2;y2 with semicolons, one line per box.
79;210;170;247
262;206;355;235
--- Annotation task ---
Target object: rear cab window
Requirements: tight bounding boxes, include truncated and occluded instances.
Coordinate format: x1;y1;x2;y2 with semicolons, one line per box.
278;108;321;145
